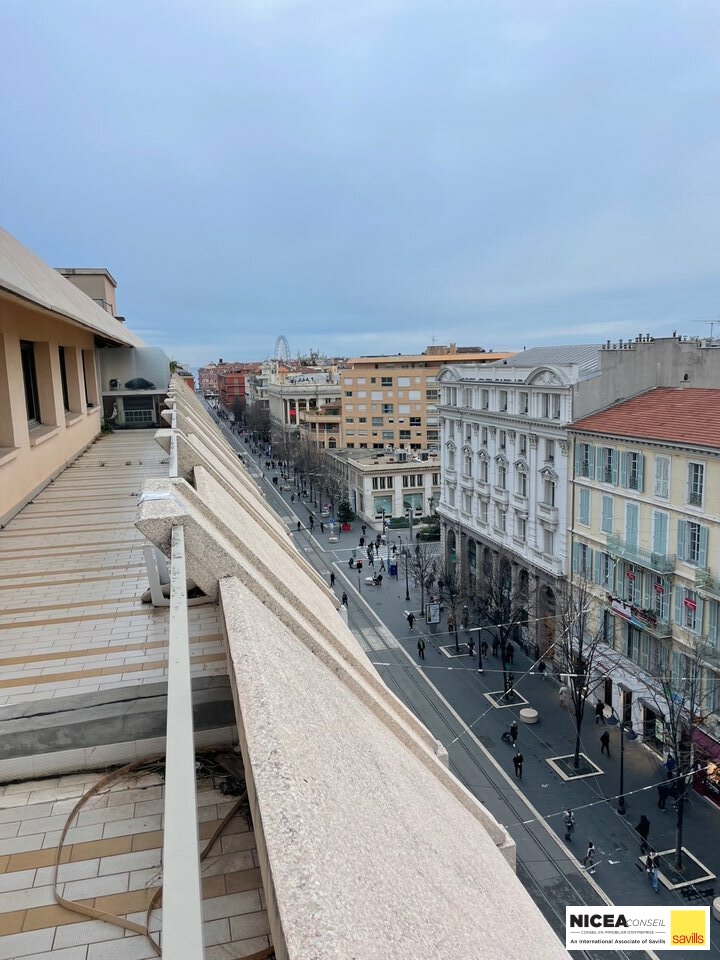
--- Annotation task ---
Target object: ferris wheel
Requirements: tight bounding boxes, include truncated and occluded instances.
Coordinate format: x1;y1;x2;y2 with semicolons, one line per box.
274;335;290;363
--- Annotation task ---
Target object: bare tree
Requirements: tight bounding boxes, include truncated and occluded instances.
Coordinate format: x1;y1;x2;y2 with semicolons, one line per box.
405;543;439;616
634;633;713;871
475;554;530;681
318;451;345;517
555;577;621;769
436;556;470;652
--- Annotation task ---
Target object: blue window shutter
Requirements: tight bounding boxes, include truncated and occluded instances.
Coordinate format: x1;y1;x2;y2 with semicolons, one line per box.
699;526;709;568
572;542;580;574
653;512;668;555
596;448;604;482
695;598;705;635
587;445;595;477
636;454;645;492
674;587;683;625
626;503;639;545
611;451;619;486
677;520;687;561
574;442;581;474
593;550;602;584
709;602;719;647
620;451;629;488
602;495;613;533
580;488;590;525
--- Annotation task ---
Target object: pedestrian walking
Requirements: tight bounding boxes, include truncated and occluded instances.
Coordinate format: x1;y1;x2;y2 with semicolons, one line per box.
563;810;575;842
309;516;314;531
320;521;325;534
512;752;524;779
462;606;469;630
657;782;670;810
538;659;547;679
379;558;386;573
635;815;651;855
646;850;660;893
291;494;295;502
362;524;367;536
510;719;518;747
417;638;426;660
368;554;374;568
447;614;455;635
505;642;515;664
359;537;365;548
329;572;336;588
480;639;488;658
468;637;475;658
296;521;301;532
582;841;596;873
407;612;415;630
600;730;610;756
492;636;500;657
341;592;348;608
595;699;606;724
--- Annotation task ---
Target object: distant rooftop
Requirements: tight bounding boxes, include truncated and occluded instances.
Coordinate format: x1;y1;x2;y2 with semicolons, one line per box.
0;228;142;347
348;350;512;366
570;387;720;448
490;343;601;375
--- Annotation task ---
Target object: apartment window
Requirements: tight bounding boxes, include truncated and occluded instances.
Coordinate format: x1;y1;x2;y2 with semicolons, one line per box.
498;430;506;451
573;542;592;578
359;417;367;423
625;502;639;546
654;456;670;498
542;393;561;418
688;462;704;507
481;389;489;410
542;477;555;506
675;587;703;634
515;514;527;542
465;423;472;442
382;404;394;414
543;528;554;556
516;467;527;498
399;430;411;440
496;507;506;532
499;390;508;411
601;495;613;534
677;519;708;566
651;511;669;556
58;346;70;413
599;447;617;484
545;439;554;463
398;377;411;387
497;462;507;489
372;417;383;427
464;388;473;407
372;476;393;490
624;563;640;604
381;377;392;387
620;450;645;491
481;426;488;446
478;499;488;525
463;452;472;476
602;609;615;644
652;575;669;621
447;485;455;507
594;552;614;589
519;392;528;414
447;448;456;470
479;457;489;483
578;487;591;526
518;434;527;456
382;430;394;440
345;391;353;397
410;417;421;427
408;391;421;401
345;417;355;423
462;491;472;513
447;419;455;438
576;442;594;478
20;340;41;425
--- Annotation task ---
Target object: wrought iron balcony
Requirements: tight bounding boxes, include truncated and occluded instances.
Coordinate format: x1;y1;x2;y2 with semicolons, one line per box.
695;568;720;601
608;596;672;639
606;535;675;575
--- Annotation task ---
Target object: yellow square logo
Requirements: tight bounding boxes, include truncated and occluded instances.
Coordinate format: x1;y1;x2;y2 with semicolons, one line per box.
670;909;706;948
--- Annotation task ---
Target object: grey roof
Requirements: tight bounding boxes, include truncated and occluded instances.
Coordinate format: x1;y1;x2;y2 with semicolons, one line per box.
0;227;143;347
489;343;601;375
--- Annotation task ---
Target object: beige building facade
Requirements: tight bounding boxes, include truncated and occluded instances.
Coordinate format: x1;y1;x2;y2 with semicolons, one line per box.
341;346;511;452
569;388;720;753
0;229;142;524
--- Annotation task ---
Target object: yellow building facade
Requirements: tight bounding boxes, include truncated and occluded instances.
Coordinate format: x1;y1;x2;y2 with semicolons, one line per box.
569;388;720;753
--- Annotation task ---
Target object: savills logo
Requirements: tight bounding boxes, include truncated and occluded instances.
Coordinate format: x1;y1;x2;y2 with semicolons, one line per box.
565;906;710;951
671;909;706;947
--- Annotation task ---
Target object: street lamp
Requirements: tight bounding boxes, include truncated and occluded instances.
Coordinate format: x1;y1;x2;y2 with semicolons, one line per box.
475;599;484;674
606;704;637;816
402;547;410;602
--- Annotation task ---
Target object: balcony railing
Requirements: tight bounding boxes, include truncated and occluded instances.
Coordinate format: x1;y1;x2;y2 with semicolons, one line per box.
695;568;720;601
537;501;559;525
492;485;509;507
608;596;672;639
607;535;675;575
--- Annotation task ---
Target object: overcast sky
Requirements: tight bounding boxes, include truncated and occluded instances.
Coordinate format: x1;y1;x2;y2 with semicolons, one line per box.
1;0;719;367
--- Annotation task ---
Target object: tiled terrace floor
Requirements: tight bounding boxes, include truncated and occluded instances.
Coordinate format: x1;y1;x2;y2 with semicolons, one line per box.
0;763;271;959
0;431;226;708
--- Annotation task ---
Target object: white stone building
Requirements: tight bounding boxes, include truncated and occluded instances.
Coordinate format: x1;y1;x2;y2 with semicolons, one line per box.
437;345;601;651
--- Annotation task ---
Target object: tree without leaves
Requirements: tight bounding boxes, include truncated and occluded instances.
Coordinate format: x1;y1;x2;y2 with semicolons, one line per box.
632;632;713;871
404;543;438;615
474;555;529;677
436;556;471;652
555;577;623;769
